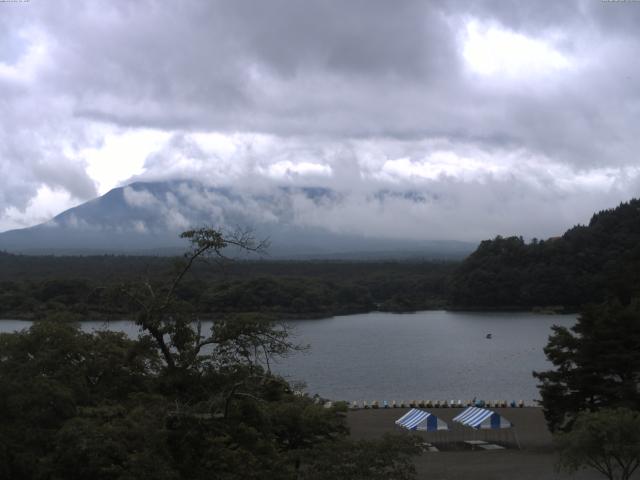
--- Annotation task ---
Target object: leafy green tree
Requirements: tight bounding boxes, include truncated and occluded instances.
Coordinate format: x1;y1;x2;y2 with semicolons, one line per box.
46;400;179;480
556;408;640;480
0;320;159;480
534;300;640;432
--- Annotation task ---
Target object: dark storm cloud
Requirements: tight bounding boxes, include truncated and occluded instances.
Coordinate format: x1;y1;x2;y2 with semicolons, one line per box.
2;0;640;237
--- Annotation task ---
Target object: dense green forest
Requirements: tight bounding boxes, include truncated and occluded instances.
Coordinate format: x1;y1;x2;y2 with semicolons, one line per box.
450;199;640;309
0;253;454;320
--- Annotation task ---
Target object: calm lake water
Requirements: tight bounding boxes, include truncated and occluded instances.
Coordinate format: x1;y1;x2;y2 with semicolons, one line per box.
1;311;575;403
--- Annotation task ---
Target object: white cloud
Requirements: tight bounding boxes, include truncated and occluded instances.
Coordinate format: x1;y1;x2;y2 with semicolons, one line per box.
0;186;77;232
123;186;158;208
0;26;51;86
163;208;190;231
261;161;333;179
132;220;148;233
461;19;572;78
377;152;506;182
82;127;170;194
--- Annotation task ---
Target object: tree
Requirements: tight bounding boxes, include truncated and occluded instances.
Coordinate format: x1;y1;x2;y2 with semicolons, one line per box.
47;400;179;480
534;299;640;432
103;227;418;478
119;227;272;372
556;408;640;480
0;320;160;479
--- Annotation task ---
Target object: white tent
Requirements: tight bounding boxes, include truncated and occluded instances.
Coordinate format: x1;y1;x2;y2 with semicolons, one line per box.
395;408;449;431
452;406;512;430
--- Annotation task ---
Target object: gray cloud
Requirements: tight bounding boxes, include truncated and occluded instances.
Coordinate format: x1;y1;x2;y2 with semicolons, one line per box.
2;0;640;238
126;133;638;241
17;0;634;166
0;90;97;218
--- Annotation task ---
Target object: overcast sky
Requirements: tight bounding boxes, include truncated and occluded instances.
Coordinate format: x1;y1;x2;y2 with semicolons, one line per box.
2;0;640;241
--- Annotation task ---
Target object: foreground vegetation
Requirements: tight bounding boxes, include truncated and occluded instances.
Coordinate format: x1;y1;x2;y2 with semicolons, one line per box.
535;300;640;433
555;408;640;480
534;297;640;479
0;229;420;480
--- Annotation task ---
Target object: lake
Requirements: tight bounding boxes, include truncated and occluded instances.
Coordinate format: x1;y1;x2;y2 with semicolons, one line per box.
0;311;575;403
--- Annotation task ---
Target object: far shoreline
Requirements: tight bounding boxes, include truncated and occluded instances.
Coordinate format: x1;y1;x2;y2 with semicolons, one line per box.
0;306;578;322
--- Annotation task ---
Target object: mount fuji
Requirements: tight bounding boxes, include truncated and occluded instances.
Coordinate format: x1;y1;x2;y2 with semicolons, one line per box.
0;181;475;259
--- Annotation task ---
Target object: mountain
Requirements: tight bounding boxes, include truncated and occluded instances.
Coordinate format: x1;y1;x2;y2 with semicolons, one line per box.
449;198;640;309
0;181;475;259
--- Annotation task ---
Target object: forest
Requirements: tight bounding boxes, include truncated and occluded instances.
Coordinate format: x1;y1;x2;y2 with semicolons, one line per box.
0;254;454;320
449;199;640;310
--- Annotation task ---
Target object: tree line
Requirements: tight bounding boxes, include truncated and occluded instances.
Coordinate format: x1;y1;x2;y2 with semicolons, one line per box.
0;256;454;320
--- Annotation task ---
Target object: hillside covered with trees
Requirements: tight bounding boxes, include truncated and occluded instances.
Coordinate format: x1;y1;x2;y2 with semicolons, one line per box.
450;199;640;309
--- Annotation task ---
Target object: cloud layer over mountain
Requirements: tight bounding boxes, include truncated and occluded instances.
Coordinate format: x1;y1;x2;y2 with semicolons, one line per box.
2;1;640;240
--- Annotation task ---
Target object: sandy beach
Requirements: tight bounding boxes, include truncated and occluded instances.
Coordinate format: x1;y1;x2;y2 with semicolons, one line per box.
347;407;629;480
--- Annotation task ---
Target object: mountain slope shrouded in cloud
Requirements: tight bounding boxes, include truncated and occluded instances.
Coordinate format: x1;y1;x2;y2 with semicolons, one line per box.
0;181;475;259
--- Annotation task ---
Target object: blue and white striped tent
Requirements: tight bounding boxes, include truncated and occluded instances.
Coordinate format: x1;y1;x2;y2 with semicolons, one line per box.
395;409;448;431
452;406;512;430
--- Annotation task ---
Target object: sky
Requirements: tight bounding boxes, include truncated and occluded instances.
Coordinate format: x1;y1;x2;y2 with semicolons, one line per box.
1;0;640;241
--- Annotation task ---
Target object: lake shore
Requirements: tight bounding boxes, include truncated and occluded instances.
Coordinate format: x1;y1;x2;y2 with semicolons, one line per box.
0;304;576;322
347;407;605;480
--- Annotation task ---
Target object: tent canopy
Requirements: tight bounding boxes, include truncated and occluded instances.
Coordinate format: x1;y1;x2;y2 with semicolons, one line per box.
452;406;512;430
395;408;449;431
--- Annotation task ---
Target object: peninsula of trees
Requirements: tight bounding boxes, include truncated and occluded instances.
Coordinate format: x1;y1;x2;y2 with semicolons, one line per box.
450;198;640;310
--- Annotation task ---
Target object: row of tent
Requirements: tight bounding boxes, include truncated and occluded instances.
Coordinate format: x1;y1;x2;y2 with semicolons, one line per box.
395;406;512;432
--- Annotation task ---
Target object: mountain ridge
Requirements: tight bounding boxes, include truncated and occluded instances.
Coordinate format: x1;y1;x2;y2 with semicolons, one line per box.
0;180;476;259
